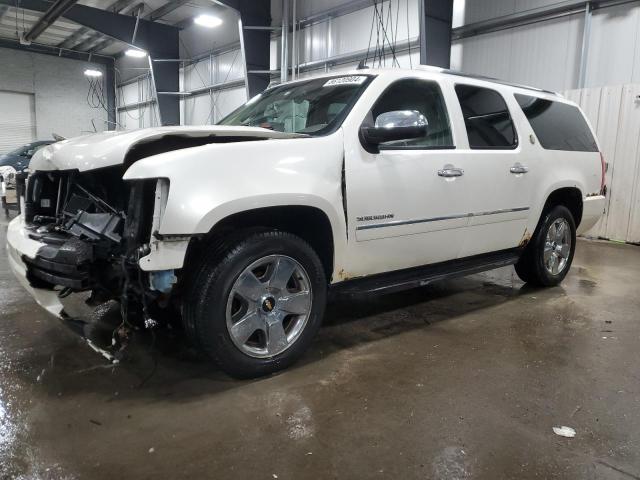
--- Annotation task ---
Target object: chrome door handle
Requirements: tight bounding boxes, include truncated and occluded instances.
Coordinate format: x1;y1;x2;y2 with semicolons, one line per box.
437;167;464;177
510;165;529;174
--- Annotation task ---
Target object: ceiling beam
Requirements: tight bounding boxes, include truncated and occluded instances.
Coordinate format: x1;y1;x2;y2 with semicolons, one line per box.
22;0;78;43
237;0;272;97
58;0;142;50
88;0;192;54
0;0;179;54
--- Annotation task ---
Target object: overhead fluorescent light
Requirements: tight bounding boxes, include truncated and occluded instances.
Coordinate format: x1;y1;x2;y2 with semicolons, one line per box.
194;14;223;28
125;48;147;58
84;68;103;77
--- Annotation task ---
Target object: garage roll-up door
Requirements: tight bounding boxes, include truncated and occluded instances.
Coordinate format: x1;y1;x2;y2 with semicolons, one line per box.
0;91;36;154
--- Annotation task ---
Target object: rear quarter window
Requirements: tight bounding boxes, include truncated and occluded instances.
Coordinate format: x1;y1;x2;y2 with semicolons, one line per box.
515;94;598;152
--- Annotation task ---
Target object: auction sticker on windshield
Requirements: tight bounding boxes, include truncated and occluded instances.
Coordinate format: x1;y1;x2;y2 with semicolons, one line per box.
323;76;367;87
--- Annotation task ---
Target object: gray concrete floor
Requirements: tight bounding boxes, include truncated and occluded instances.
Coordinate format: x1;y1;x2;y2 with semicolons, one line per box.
1;214;640;480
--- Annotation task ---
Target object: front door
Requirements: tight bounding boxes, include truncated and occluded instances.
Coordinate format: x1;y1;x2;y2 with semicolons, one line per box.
342;77;470;278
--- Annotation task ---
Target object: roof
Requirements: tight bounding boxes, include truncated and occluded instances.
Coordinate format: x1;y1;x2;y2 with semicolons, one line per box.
275;66;561;99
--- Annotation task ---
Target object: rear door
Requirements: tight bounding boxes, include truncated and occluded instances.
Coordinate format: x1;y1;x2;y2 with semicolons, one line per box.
450;84;537;258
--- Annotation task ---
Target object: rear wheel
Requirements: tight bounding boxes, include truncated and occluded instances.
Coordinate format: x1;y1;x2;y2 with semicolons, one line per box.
514;205;576;286
184;230;326;378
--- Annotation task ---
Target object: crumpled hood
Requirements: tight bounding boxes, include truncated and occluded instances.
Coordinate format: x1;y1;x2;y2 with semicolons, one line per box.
29;125;306;172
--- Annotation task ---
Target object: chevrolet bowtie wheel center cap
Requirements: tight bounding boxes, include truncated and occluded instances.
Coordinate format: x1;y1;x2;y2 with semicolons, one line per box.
262;296;276;313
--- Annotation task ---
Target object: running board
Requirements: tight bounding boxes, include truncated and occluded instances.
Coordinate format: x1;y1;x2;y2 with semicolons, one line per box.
330;248;522;298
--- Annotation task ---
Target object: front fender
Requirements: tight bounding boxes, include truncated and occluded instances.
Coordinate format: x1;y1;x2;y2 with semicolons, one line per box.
123;132;348;272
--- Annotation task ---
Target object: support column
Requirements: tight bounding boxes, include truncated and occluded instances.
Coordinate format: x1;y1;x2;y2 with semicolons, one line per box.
419;0;454;68
105;59;117;130
238;0;272;97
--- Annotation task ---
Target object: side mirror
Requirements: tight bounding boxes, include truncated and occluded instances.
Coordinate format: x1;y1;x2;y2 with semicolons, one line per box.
360;110;428;149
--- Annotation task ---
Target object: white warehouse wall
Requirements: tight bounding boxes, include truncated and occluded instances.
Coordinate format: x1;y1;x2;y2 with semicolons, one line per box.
116;73;160;130
454;2;640;91
0;47;108;139
180;46;246;125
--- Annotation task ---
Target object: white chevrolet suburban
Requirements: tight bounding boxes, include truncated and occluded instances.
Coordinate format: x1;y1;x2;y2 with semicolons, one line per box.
6;67;606;377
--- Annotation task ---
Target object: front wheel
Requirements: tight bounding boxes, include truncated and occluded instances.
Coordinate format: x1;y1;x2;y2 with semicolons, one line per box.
184;230;327;378
514;205;576;287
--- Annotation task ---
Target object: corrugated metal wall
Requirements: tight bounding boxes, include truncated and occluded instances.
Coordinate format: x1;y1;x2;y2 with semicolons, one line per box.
452;13;584;91
116;73;160;130
454;2;640;92
462;0;570;24
180;48;246;125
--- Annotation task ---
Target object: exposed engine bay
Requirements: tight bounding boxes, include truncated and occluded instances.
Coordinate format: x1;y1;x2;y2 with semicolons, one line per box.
19;167;163;326
16;132;279;332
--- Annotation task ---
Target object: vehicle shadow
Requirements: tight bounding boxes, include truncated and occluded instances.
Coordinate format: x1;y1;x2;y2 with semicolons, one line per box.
6;267;553;402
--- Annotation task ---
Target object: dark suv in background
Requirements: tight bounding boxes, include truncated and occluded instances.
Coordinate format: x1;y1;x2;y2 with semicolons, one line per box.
0;140;55;172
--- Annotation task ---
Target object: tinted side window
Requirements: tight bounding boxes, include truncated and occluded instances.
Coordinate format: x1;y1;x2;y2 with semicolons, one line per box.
455;85;517;149
515;94;598;152
370;79;453;149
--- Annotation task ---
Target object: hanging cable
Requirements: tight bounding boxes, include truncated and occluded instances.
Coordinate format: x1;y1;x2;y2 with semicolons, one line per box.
394;0;401;64
179;36;215;124
377;0;399;67
205;48;240;125
364;0;377;66
406;0;413;68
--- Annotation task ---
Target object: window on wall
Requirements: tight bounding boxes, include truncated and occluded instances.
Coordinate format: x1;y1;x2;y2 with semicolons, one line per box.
368;79;454;149
455;85;517;149
514;94;598;152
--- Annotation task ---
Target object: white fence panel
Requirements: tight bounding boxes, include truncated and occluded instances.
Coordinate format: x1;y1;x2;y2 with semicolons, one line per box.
591;86;623;238
564;84;640;243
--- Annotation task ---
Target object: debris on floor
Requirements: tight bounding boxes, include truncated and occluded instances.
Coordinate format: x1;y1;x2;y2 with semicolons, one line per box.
553;426;576;438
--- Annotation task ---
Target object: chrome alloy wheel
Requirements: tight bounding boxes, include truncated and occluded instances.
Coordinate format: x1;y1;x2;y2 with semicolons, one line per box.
225;255;313;358
544;218;572;275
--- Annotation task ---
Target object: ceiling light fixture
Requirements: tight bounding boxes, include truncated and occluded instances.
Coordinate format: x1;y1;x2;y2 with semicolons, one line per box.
84;69;103;77
125;48;147;58
194;14;223;28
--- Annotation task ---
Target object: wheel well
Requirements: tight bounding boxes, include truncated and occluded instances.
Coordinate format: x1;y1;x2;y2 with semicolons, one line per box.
543;187;583;227
187;206;334;281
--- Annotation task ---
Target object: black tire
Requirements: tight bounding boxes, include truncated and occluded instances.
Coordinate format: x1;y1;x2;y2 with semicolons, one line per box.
183;230;327;378
514;205;576;287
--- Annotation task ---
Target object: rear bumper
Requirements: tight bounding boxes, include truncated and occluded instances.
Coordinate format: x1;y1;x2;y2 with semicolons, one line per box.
577;195;606;235
6;216;64;317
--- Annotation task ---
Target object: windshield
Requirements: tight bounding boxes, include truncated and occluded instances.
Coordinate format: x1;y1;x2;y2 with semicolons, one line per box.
218;75;372;135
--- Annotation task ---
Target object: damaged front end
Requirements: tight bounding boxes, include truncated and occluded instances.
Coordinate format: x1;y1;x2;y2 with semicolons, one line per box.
18;167;174;326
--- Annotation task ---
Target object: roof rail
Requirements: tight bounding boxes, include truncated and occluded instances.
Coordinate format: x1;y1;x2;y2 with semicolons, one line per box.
416;65;559;96
415;65;444;73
